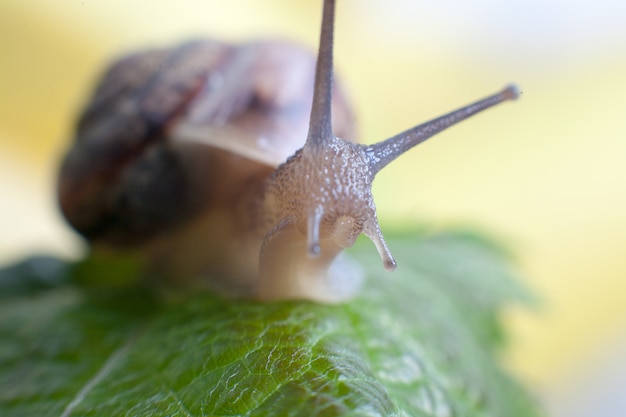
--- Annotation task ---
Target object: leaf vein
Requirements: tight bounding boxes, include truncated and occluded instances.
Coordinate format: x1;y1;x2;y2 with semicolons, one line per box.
59;335;135;417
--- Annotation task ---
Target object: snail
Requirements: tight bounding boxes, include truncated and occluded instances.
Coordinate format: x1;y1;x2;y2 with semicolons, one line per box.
58;0;519;302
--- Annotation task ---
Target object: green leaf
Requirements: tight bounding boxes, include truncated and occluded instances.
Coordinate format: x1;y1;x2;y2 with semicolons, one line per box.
0;232;541;417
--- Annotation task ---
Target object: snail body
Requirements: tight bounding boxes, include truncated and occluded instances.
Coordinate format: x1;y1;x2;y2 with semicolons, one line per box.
58;38;356;297
59;0;519;302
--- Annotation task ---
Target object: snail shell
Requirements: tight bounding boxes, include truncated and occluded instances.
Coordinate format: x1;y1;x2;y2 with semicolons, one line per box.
58;39;356;297
59;0;519;302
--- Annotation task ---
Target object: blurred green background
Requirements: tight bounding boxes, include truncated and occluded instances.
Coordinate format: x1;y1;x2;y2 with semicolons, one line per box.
1;1;625;415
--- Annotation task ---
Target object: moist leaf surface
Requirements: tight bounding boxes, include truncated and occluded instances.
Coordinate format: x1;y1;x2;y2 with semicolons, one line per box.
0;232;540;417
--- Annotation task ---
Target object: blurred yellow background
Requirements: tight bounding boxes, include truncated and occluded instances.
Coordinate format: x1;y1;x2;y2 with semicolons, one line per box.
2;1;625;415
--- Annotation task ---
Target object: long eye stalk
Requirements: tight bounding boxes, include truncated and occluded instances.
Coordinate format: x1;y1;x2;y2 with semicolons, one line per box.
366;85;520;175
306;0;336;148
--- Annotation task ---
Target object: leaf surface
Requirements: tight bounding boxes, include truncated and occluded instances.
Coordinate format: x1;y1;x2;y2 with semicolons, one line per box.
0;232;540;417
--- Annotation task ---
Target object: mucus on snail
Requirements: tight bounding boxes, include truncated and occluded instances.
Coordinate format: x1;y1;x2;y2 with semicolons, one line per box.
58;0;519;302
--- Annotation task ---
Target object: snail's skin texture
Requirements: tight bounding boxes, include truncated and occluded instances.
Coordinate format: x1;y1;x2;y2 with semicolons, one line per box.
249;0;519;301
58;0;519;302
